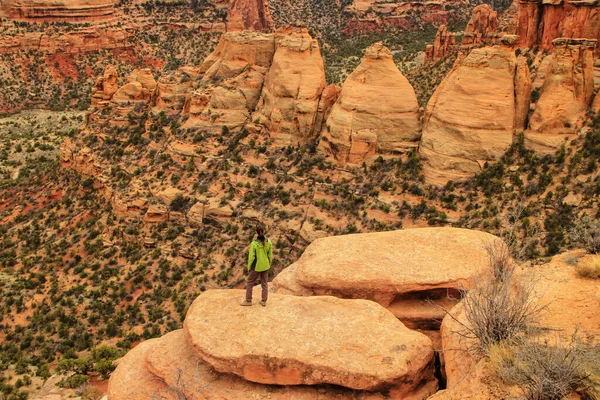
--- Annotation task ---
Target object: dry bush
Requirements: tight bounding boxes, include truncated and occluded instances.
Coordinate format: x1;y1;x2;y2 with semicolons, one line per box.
450;241;546;353
575;255;600;279
568;215;600;254
490;334;600;400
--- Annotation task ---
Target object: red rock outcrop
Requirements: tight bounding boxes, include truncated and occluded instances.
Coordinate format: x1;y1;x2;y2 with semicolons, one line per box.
0;27;130;54
526;38;596;151
515;0;600;53
273;227;505;329
154;67;199;112
183;31;275;131
252;26;326;144
435;250;600;399
91;65;118;107
318;42;420;164
2;0;115;22
462;4;500;47
183;289;435;394
425;25;457;63
419;46;529;185
226;0;273;32
112;69;156;104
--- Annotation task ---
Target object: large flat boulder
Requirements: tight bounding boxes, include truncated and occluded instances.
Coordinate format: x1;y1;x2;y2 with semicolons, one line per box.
183;290;435;394
146;329;390;400
292;227;502;305
107;339;174;400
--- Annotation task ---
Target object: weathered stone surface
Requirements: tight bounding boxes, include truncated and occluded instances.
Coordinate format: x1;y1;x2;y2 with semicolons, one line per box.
154;67;199;112
291;228;502;304
91;65;118;106
515;0;542;48
425;25;456;63
515;0;600;52
436;250;600;399
183;290;435;393
419;46;518;185
186;202;204;226
156;187;183;205
183;31;275;131
226;0;273;32
319;42;420;164
462;4;499;47
2;0;115;22
107;339;173;400
515;55;532;130
253;26;326;144
144;204;168;224
112;69;156;104
526;39;595;152
145;329;391;400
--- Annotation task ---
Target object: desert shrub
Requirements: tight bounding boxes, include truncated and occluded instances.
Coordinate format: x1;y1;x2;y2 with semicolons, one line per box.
455;242;545;353
490;335;600;400
574;255;600;279
568;215;600;254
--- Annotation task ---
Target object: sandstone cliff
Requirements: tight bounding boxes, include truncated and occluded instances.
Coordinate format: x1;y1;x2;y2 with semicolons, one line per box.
515;0;600;52
419;46;530;185
1;0;115;22
183;31;275;132
252;26;326;144
425;25;457;63
227;0;273;31
319;42;420;164
462;4;500;47
526;38;596;152
91;65;119;107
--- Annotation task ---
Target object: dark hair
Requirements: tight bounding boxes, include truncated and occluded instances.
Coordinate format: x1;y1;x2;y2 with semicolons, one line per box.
256;225;266;243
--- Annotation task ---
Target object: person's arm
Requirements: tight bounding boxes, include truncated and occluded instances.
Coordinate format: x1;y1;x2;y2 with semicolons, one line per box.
247;242;255;270
267;240;273;266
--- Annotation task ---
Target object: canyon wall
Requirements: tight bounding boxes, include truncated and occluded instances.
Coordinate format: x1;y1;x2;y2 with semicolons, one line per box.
1;0;115;22
515;0;600;52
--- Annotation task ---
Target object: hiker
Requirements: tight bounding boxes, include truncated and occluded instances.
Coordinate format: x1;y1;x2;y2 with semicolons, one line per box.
241;225;273;307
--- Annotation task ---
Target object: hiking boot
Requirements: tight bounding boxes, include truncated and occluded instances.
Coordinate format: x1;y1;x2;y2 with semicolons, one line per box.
240;299;252;306
259;300;267;307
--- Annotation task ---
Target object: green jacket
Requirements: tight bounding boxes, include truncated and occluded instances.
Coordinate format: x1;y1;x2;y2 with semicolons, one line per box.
247;239;273;272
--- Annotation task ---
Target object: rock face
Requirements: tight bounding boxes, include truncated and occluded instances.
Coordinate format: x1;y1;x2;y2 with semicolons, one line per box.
462;4;500;47
515;0;600;52
112;69;157;104
275;227;502;303
319;42;420;164
110;328;408;400
273;227;504;330
419;46;527;185
183;289;435;394
252;26;326;144
154;67;199;112
183;31;275;131
91;65;118;107
526;38;596;151
226;0;273;32
107;339;172;400
425;25;457;63
2;0;115;22
435;250;600;399
0;27;130;54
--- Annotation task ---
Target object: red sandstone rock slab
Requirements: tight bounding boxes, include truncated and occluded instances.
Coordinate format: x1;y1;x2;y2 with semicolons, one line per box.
183;290;435;394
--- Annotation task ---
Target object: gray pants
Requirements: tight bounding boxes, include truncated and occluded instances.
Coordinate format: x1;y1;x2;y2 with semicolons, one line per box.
246;269;268;302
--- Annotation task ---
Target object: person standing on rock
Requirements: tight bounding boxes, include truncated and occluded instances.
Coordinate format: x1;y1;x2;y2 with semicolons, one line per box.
241;225;273;307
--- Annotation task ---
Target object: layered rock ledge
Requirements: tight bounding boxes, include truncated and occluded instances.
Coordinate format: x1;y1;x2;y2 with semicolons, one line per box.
183;290;435;394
